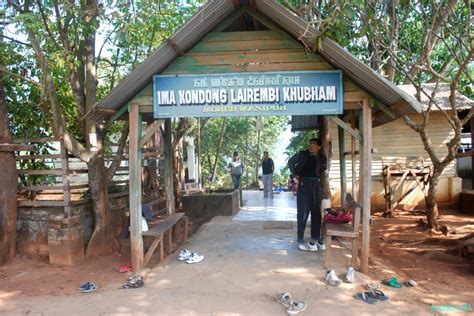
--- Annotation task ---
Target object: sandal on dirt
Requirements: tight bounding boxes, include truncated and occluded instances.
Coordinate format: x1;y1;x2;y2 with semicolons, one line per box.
122;275;144;289
186;253;204;264
275;292;292;308
367;289;390;301
178;249;192;261
405;279;417;287
381;277;402;288
80;283;98;293
354;292;379;304
363;283;381;291
79;282;92;290
286;299;307;315
116;264;132;273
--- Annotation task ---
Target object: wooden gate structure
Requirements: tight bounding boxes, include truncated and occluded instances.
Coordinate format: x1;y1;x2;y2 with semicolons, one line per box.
85;0;422;274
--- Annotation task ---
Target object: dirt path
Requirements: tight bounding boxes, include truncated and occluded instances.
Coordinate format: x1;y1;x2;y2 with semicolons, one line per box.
3;215;469;315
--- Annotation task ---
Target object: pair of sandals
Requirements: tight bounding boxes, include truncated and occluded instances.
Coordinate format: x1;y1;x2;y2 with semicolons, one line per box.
178;249;204;264
116;264;132;273
122;274;144;289
276;292;307;315
79;282;98;293
354;290;390;304
381;277;417;288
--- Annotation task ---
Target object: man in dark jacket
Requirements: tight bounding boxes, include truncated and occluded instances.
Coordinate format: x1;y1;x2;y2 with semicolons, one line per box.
288;137;327;251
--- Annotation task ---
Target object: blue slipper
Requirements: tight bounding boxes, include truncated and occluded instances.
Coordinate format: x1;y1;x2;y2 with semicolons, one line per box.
368;289;390;301
354;292;379;304
79;282;92;291
80;283;98;293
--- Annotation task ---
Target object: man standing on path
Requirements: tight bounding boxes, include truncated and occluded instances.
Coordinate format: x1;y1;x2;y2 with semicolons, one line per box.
287;138;327;251
261;151;275;198
228;152;245;190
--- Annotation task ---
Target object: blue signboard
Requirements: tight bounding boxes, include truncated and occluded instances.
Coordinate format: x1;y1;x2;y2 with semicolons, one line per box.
153;70;343;118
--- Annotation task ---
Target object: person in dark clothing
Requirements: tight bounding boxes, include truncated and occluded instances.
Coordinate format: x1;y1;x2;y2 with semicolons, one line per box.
261;151;275;198
288;137;327;251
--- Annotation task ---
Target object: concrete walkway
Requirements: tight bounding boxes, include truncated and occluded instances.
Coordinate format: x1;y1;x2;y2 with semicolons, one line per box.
2;190;435;315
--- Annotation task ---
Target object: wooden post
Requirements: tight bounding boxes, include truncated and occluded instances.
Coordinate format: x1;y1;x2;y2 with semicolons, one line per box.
338;125;347;205
129;104;144;272
360;98;372;274
471;116;474;189
351;112;357;200
164;119;175;215
197;118;202;189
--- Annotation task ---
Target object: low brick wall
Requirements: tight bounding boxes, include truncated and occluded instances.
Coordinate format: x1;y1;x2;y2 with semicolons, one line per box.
182;189;240;220
17;195;129;256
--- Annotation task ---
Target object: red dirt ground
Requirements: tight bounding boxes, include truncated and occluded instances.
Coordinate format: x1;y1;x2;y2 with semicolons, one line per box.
1;209;473;304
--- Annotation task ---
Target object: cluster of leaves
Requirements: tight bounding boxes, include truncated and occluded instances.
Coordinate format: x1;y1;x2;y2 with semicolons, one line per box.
197;115;287;189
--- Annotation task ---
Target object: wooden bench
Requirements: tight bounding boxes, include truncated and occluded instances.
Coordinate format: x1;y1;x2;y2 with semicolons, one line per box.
142;212;189;267
324;194;361;269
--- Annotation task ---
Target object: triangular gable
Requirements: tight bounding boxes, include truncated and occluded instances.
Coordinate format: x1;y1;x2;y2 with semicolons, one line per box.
86;0;422;126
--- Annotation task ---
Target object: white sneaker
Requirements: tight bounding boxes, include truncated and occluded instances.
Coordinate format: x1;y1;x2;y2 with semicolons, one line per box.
275;292;292;308
298;242;318;252
287;299;307;315
344;266;355;283
316;241;326;251
325;269;341;286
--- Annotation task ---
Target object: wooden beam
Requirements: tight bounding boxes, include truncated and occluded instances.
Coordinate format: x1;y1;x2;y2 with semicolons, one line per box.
359;97;373;274
351;112;358;200
338;125;347;205
0;143;35;151
343;91;370;102
106;104;128;126
129;104;144;272
374;101;396;120
343;102;361;110
164;119;175;215
328;116;362;142
139;120;164;148
213;6;247;32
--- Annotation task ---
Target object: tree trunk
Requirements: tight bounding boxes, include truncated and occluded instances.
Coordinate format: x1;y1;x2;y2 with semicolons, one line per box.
85;155;118;257
0;70;18;264
425;173;440;230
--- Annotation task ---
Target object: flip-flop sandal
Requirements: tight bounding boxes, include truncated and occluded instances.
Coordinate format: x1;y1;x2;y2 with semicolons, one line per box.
363;283;381;291
116;264;132;273
79;282;92;290
186;254;204;264
405;279;417;287
80;283;98;293
367;290;390;301
382;277;402;288
275;292;292;308
354;292;379;304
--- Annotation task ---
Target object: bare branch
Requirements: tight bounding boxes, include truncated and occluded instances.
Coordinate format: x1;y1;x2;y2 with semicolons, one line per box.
36;0;60;50
0;34;31;47
0;66;41;87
